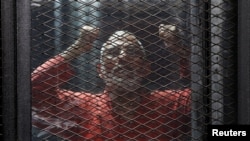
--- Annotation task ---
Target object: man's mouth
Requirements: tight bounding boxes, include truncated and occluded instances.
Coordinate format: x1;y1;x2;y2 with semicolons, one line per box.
114;65;135;72
113;66;138;79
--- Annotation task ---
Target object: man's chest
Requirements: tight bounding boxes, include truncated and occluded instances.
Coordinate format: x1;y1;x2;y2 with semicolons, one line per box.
33;94;190;141
77;100;180;140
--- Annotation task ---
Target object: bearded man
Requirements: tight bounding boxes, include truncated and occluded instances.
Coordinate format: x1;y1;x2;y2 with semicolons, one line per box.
32;25;191;141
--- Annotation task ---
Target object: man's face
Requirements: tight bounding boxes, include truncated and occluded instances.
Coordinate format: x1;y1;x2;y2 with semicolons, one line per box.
100;31;147;92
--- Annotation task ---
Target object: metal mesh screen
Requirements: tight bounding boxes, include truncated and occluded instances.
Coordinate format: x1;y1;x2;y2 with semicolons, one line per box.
0;8;3;139
31;0;237;140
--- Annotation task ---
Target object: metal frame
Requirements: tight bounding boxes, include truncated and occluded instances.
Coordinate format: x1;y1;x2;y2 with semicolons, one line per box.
1;0;249;140
1;0;16;140
238;0;250;124
1;0;31;140
190;0;207;140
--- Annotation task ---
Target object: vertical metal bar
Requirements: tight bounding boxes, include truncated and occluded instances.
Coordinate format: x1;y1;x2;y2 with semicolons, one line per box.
189;0;206;140
210;0;224;125
16;0;31;140
54;0;63;54
1;0;17;140
238;0;250;124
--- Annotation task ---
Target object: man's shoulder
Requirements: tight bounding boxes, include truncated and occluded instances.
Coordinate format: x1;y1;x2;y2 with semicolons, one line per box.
150;88;191;103
57;89;107;101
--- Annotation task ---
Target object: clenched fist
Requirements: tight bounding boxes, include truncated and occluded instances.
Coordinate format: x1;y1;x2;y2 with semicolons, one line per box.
159;24;182;53
61;25;100;60
159;24;190;78
74;25;100;52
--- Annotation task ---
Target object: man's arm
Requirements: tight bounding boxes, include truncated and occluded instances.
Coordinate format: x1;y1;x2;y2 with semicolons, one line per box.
159;24;190;79
60;26;100;60
32;25;100;96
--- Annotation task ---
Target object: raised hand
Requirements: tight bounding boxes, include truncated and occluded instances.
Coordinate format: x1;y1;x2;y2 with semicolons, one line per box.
159;24;190;79
159;24;183;53
78;25;100;50
61;25;100;60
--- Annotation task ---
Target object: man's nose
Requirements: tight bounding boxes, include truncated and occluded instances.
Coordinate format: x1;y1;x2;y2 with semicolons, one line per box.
118;50;133;65
118;59;130;66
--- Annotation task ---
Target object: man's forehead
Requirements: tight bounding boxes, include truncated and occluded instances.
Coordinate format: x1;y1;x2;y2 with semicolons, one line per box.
108;30;136;41
109;31;128;38
104;31;138;47
101;30;145;53
104;41;125;50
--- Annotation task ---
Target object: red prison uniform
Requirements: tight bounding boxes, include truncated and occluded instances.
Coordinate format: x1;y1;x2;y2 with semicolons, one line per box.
32;55;191;141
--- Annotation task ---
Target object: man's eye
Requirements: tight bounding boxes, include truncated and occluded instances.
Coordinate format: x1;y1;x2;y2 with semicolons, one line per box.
106;48;120;57
126;46;143;56
126;46;135;55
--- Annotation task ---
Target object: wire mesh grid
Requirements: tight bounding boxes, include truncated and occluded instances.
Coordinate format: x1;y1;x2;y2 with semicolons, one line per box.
31;0;237;140
0;13;3;139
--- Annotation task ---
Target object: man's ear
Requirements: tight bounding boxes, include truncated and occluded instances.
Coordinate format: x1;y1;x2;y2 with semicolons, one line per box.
96;63;103;78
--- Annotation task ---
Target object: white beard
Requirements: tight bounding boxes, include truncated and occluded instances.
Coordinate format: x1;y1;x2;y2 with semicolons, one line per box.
102;66;142;92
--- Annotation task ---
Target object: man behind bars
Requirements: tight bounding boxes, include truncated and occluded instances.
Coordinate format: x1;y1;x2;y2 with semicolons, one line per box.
32;25;191;141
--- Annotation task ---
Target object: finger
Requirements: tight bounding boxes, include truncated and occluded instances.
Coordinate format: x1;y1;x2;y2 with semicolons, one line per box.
81;25;100;35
